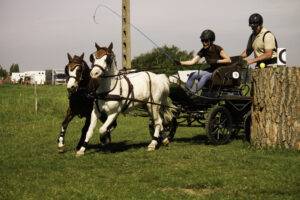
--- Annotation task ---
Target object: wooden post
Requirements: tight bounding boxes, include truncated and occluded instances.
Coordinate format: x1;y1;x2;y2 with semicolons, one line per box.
122;0;131;69
34;83;38;114
251;67;300;149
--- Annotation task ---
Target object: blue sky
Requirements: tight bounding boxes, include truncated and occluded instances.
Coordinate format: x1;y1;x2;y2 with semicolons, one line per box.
0;0;299;70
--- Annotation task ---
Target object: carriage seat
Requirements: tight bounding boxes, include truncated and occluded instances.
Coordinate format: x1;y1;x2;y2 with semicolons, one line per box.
206;56;246;89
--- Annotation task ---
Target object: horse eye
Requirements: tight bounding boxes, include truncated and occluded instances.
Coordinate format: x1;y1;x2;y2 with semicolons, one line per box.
77;67;82;74
90;54;94;63
106;56;112;65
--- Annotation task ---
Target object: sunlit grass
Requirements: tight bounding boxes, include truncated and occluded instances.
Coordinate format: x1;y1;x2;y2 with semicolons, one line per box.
0;84;299;199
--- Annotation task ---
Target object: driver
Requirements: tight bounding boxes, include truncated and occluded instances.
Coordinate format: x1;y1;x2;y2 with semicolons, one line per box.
175;29;231;93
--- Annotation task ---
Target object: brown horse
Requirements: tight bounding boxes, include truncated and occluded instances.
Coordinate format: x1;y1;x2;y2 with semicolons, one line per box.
57;53;115;152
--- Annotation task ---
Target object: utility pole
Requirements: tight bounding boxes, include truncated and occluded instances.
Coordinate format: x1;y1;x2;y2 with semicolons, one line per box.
122;0;131;69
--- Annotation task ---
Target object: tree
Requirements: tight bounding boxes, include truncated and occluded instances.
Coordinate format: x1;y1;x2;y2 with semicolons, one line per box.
9;63;20;75
251;67;300;150
131;45;207;75
0;65;8;79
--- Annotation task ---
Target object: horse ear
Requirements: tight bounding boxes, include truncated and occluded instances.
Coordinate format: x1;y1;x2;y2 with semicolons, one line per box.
108;42;113;51
95;43;101;50
67;53;72;61
80;53;84;59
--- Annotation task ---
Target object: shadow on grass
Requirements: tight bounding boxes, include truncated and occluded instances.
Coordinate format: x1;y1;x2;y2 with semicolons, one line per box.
173;134;207;145
86;140;149;153
173;132;249;145
85;133;248;154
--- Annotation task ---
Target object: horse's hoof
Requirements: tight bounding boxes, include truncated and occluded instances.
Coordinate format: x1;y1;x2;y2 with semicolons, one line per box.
58;143;65;153
147;146;156;151
162;138;170;146
147;143;156;151
58;145;65;153
75;151;84;157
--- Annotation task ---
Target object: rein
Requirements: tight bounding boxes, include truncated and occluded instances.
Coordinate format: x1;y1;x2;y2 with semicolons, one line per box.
95;93;177;109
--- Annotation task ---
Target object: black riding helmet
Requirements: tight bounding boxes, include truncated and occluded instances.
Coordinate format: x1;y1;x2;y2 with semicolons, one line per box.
249;13;263;27
200;29;215;42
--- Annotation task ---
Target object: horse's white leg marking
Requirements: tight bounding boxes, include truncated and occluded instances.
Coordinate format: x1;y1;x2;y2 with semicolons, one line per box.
99;113;118;135
76;109;98;156
58;127;65;148
147;104;163;151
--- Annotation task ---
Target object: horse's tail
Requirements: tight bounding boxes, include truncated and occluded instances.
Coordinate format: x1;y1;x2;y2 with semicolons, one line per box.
158;74;177;124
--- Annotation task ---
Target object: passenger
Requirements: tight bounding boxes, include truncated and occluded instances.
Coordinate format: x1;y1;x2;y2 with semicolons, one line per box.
241;13;278;68
174;29;231;93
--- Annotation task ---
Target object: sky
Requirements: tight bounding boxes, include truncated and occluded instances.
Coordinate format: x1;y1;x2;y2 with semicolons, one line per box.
0;0;299;71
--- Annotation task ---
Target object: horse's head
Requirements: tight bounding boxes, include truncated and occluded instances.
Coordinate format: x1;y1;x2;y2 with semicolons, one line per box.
65;53;90;93
89;42;116;79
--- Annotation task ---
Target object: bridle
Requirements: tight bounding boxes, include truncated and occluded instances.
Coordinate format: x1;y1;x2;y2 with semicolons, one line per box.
90;49;115;77
92;64;107;75
66;63;84;82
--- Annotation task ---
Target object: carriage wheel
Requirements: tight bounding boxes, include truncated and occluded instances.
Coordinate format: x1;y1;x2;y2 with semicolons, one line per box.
244;112;251;142
231;128;241;139
163;116;178;141
148;116;178;143
206;106;232;145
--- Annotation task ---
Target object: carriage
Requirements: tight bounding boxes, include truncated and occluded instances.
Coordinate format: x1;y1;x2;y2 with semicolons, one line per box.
153;56;252;145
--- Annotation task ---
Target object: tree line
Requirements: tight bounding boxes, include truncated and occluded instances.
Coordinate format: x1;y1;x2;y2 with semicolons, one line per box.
0;64;20;79
132;45;208;75
0;45;208;80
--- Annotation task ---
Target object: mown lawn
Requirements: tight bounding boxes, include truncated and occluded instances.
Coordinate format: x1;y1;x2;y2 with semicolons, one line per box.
0;84;299;200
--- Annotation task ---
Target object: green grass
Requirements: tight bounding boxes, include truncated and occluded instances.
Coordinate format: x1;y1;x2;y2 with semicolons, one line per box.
0;84;299;200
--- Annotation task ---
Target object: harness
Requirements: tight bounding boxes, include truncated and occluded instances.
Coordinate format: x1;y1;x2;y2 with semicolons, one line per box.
246;30;278;66
94;72;135;114
93;70;175;116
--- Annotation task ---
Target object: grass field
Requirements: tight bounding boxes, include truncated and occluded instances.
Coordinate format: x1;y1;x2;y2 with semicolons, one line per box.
0;84;299;200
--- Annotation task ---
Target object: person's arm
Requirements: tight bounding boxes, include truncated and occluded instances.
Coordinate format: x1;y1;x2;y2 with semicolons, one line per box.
241;33;255;59
180;55;201;66
245;50;273;65
240;50;248;58
217;50;231;64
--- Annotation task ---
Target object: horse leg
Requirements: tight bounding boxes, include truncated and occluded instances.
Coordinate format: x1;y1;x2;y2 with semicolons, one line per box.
99;113;119;146
76;116;91;151
147;105;163;151
76;108;98;156
99;111;118;145
57;107;74;153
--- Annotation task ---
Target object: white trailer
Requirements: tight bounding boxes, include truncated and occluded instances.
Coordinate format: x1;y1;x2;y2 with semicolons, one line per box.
11;72;25;83
24;71;46;85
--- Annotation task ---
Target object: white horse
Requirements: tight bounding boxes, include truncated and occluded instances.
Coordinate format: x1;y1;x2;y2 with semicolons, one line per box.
76;42;174;155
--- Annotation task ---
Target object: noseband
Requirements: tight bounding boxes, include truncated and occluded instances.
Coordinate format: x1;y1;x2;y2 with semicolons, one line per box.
67;63;84;82
92;64;106;74
91;52;114;76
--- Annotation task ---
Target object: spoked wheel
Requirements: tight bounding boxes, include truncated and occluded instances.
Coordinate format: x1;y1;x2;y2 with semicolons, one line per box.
162;116;178;142
206;106;233;145
231;128;241;139
148;116;178;144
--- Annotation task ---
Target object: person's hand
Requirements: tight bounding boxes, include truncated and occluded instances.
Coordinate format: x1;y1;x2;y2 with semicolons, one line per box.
244;58;253;65
173;59;181;66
